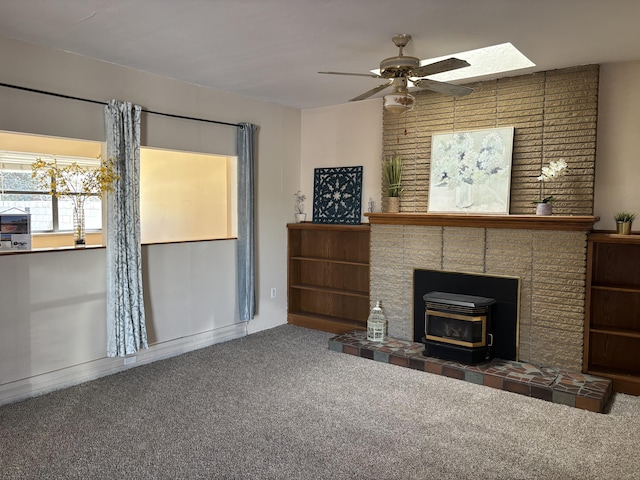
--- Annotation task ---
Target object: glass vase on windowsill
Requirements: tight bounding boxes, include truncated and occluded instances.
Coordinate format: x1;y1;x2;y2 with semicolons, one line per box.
72;197;86;247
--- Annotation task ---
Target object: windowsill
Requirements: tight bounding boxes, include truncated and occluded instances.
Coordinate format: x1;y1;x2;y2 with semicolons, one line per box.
0;230;104;253
29;231;104;250
0;237;237;255
0;244;105;255
141;237;238;246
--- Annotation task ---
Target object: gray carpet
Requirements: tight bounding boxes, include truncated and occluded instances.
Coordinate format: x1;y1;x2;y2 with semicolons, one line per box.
1;324;639;479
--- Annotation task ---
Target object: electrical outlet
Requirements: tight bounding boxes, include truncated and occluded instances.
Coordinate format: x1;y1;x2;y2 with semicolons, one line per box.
270;288;277;299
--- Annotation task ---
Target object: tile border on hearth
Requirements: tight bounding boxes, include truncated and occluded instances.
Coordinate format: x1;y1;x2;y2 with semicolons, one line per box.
329;331;612;413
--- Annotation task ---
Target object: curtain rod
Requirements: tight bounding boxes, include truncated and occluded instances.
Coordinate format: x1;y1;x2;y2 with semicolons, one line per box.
0;81;243;129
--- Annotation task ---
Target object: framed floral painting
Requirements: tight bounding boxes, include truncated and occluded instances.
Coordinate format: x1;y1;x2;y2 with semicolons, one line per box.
428;127;514;214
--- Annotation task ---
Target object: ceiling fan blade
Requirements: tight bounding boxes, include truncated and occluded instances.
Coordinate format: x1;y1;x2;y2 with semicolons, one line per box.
413;78;473;97
411;57;470;78
350;81;394;101
318;71;381;79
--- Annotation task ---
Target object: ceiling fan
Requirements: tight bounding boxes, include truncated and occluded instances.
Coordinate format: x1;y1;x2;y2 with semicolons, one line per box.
319;34;473;113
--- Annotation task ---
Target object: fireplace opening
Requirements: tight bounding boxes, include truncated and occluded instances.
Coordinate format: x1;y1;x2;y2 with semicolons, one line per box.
423;291;496;364
414;270;519;362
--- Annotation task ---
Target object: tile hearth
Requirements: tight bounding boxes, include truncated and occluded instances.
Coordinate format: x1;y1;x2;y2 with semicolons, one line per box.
329;331;612;413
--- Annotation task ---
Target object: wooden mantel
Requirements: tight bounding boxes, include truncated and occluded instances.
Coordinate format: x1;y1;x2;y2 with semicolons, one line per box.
364;213;599;231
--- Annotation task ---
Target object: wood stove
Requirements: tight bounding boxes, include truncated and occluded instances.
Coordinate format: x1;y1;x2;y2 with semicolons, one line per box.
422;291;496;364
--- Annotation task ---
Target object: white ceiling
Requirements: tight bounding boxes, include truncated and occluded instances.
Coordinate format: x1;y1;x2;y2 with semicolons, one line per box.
1;0;639;109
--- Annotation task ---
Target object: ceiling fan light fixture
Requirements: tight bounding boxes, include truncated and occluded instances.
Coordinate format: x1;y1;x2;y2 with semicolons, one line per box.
383;91;415;114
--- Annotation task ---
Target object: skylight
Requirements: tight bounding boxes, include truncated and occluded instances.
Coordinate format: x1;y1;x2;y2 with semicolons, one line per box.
372;42;535;84
425;43;535;81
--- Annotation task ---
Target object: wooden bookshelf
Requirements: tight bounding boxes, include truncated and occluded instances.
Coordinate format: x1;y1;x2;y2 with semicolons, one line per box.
584;232;640;395
287;223;370;333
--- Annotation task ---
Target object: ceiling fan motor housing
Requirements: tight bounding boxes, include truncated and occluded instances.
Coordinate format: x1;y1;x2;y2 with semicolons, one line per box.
379;55;421;78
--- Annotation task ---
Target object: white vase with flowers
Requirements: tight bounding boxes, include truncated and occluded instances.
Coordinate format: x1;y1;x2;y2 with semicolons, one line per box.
294;190;307;222
533;159;568;215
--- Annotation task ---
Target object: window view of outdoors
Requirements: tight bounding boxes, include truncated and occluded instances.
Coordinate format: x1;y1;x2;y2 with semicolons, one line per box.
0;161;102;232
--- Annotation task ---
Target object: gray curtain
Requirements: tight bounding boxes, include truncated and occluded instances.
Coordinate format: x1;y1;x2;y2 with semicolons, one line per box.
104;99;148;357
237;123;257;321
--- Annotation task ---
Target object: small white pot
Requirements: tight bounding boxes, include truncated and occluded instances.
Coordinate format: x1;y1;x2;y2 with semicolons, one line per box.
536;203;553;216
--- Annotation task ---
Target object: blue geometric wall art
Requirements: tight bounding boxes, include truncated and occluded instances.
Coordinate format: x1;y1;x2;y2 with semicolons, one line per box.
312;166;363;224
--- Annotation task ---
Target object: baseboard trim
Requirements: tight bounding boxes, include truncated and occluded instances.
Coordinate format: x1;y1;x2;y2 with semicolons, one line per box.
0;322;247;406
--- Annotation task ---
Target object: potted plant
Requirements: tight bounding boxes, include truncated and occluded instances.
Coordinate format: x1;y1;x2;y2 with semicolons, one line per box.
294;190;306;222
533;159;568;215
614;211;636;235
382;154;403;212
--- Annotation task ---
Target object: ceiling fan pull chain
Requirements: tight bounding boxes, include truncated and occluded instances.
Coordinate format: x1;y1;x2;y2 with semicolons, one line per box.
404;107;408;136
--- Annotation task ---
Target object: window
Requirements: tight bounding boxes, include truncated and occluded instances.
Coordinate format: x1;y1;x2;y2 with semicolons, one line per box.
0;131;103;248
0;152;103;233
0;162;52;230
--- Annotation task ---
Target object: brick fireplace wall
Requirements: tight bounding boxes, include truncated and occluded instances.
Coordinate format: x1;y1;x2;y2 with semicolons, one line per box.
370;224;587;371
371;65;599;371
382;65;598;215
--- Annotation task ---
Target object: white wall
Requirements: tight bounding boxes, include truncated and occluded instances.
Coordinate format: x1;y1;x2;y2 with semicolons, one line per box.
0;36;300;404
594;61;640;230
301;99;383;221
0;243;240;403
